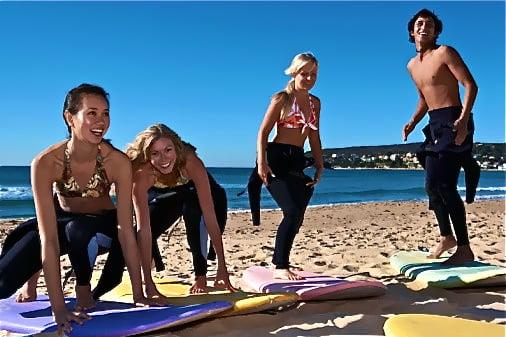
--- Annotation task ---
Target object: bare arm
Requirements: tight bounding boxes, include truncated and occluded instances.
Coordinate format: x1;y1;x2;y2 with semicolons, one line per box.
443;46;478;145
185;152;234;291
111;153;146;303
307;97;323;185
256;95;284;184
132;169;158;297
443;46;478;122
32;154;87;335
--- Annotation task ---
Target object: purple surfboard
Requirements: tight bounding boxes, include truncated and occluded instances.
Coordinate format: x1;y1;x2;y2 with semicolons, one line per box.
242;266;386;301
0;295;233;336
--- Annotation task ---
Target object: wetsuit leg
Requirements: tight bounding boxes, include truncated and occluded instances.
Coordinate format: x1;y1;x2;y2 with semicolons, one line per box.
0;219;42;298
0;216;70;299
149;194;184;271
268;175;313;269
92;236;124;300
65;212;116;286
247;167;262;226
462;151;480;204
93;195;184;299
437;153;469;246
425;154;453;237
182;192;208;276
206;176;227;261
425;153;469;245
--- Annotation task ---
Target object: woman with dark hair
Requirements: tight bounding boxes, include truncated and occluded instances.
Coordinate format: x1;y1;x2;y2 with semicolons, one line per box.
0;84;151;335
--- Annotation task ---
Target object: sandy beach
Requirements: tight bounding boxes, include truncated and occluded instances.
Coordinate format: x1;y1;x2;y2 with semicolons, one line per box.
0;199;504;336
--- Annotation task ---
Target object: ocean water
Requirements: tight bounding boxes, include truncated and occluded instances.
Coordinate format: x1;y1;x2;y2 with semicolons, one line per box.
0;166;504;219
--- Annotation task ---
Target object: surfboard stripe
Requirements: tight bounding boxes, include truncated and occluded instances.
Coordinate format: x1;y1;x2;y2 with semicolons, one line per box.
390;251;506;288
242;266;386;300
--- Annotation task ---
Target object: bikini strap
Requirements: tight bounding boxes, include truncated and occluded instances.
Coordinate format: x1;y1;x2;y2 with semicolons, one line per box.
62;141;72;180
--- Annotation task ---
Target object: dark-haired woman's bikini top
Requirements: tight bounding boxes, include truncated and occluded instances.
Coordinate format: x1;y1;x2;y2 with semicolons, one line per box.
55;142;111;198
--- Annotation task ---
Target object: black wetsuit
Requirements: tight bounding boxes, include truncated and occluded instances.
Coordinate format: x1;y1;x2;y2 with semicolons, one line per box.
265;142;314;269
0;207;117;299
417;114;480;203
417;107;477;246
92;173;227;299
243;156;315;226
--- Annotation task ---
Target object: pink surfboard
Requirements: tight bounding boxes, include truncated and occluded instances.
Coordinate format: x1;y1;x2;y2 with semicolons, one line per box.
242;266;386;301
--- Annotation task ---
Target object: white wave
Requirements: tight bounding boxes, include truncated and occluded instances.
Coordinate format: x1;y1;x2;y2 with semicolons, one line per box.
457;186;506;192
0;186;33;200
219;183;247;189
475;194;506;200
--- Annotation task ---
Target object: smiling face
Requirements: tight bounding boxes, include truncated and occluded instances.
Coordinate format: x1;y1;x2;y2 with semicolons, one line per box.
65;94;110;144
411;16;437;45
149;137;177;175
294;61;318;91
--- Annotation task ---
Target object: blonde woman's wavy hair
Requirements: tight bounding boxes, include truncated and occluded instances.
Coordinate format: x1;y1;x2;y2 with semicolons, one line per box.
274;52;318;120
126;124;187;175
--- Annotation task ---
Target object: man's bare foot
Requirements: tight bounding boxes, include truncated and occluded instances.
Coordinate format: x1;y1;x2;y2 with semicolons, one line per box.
75;285;96;311
15;272;40;302
442;245;475;265
190;276;207;294
273;268;304;280
427;235;457;259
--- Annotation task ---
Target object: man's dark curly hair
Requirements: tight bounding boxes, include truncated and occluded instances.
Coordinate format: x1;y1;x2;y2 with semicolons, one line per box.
407;9;443;43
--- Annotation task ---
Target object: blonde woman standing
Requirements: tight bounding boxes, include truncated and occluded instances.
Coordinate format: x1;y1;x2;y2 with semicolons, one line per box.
257;53;324;280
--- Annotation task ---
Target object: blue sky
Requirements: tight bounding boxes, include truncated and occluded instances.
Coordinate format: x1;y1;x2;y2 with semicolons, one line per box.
0;1;504;167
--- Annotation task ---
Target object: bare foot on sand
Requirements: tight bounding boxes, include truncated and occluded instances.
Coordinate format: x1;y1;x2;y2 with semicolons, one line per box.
273;268;304;280
190;276;207;294
75;285;96;311
16;272;40;302
442;245;475;265
16;283;37;302
428;235;457;259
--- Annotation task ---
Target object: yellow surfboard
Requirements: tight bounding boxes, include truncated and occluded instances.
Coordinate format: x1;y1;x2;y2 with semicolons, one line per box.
95;273;298;317
384;314;505;337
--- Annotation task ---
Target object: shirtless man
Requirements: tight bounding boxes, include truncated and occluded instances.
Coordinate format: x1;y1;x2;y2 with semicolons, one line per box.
402;9;478;264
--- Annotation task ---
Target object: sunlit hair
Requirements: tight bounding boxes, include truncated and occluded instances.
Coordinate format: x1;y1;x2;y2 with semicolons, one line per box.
407;9;443;44
126;124;187;175
273;52;318;120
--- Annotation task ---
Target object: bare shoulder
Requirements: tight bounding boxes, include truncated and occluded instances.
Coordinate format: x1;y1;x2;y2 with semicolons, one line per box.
437;45;461;60
185;148;202;167
271;91;290;106
100;143;131;181
31;140;67;173
133;164;154;186
184;149;206;178
407;56;417;71
101;142;130;165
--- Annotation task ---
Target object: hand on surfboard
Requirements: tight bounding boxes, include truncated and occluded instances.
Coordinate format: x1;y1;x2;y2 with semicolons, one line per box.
214;268;237;292
54;307;89;336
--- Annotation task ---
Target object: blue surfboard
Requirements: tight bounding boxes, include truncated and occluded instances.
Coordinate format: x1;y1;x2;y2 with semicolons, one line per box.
0;295;232;336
